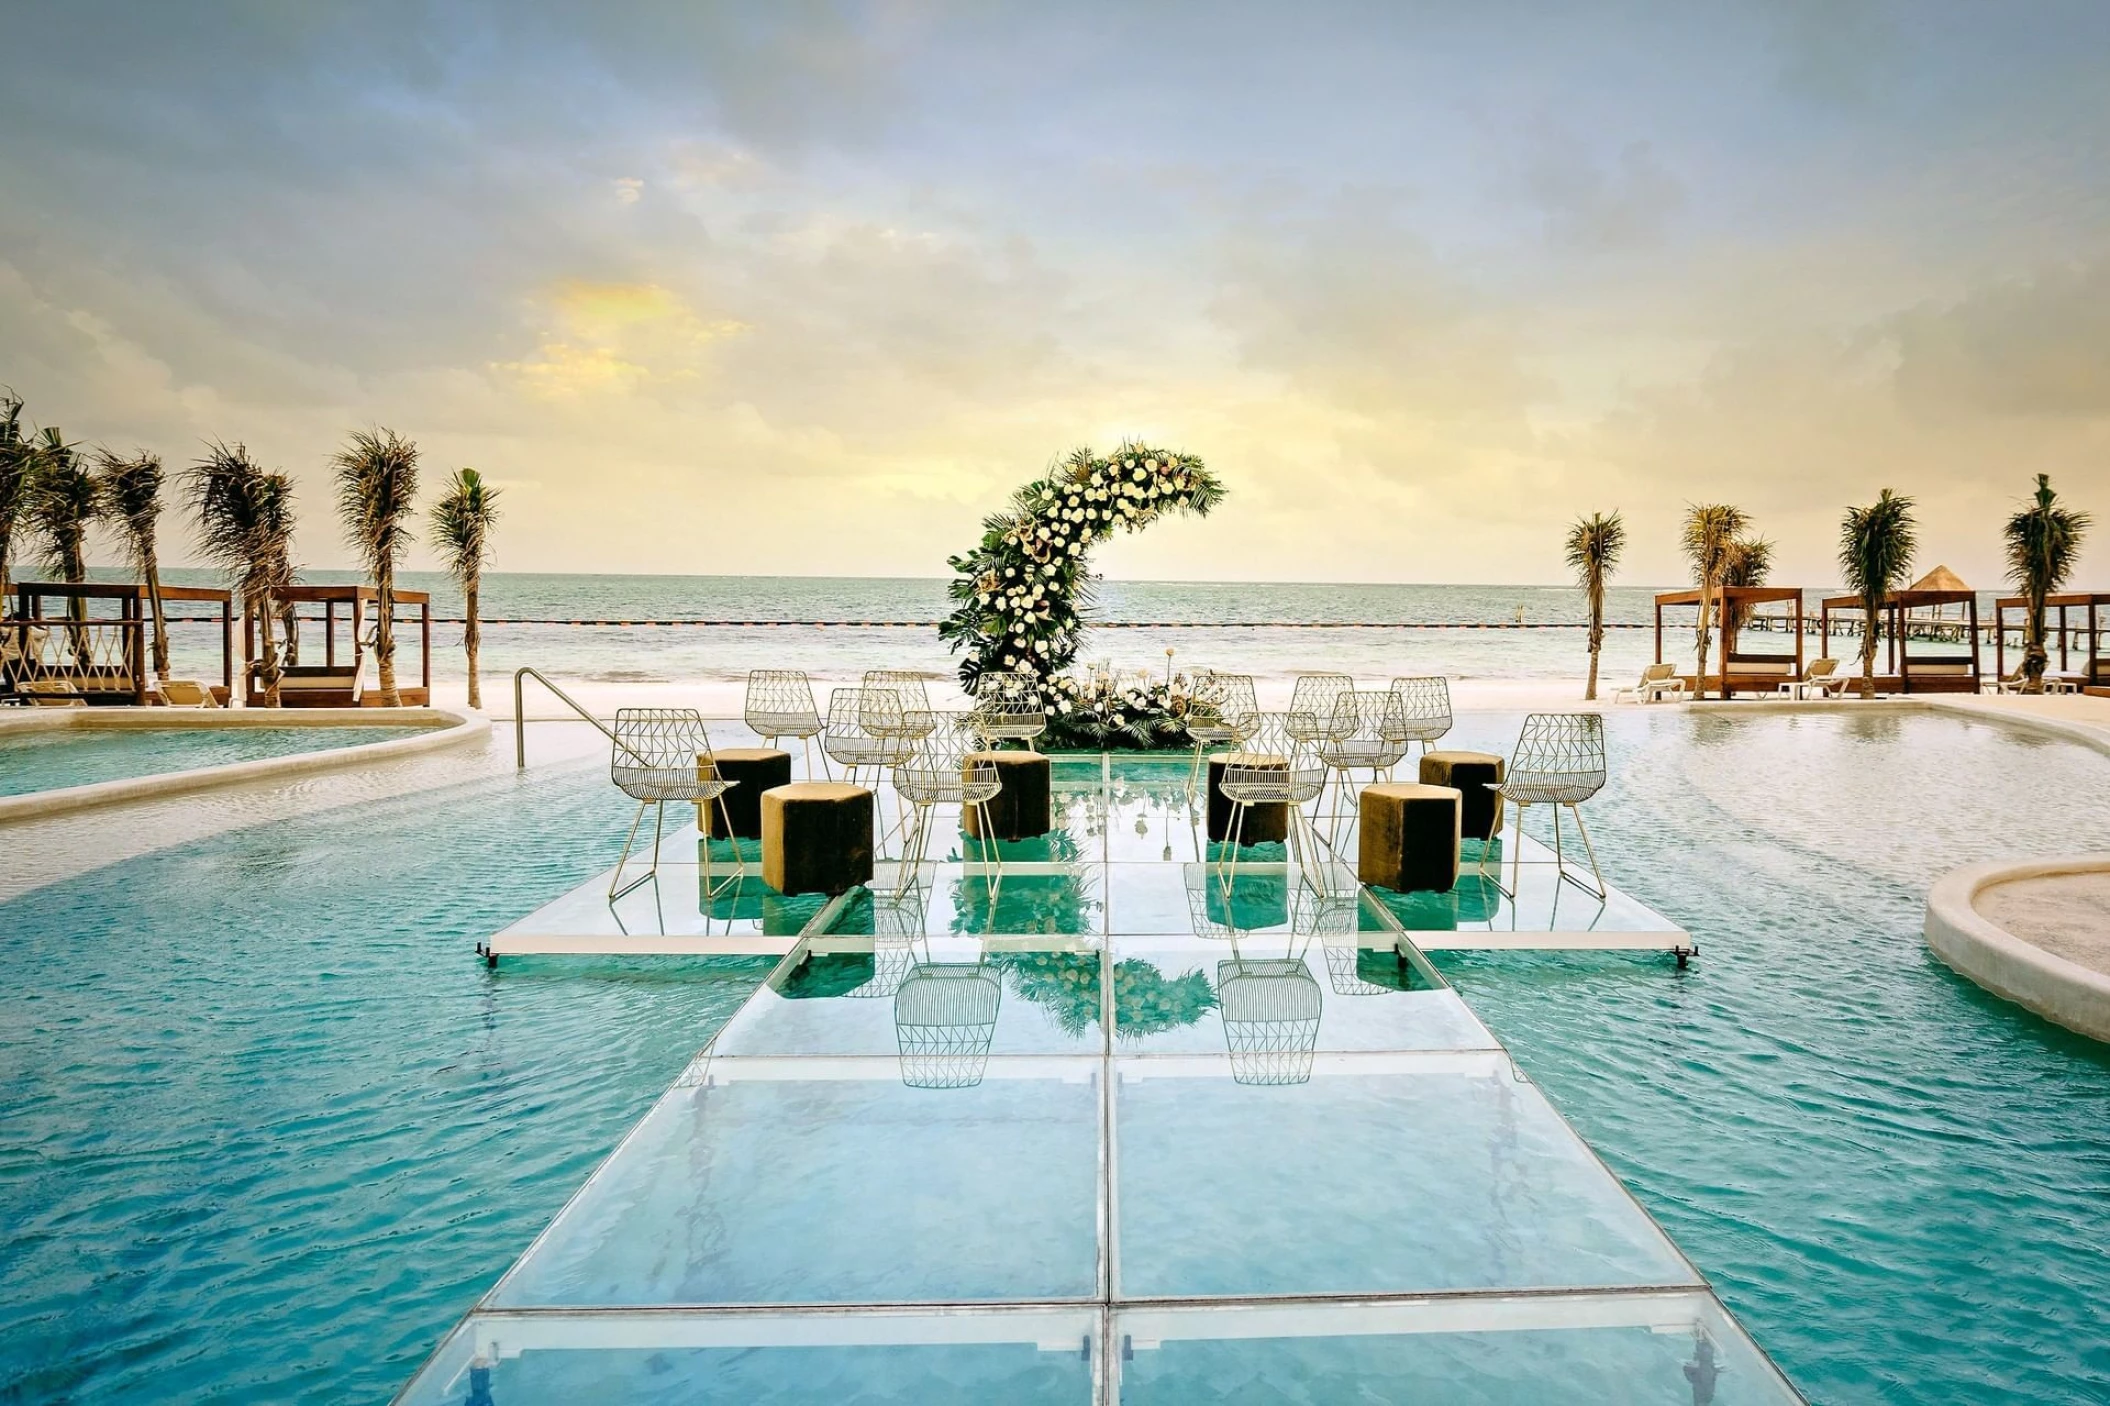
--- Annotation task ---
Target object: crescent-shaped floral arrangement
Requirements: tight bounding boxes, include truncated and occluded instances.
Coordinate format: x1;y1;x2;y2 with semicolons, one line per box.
939;442;1226;748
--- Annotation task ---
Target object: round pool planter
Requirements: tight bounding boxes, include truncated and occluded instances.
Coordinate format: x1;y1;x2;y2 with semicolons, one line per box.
1925;854;2110;1044
0;707;490;823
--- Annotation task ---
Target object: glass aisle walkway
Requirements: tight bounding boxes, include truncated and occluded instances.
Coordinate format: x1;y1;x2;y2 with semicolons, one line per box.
401;755;1801;1403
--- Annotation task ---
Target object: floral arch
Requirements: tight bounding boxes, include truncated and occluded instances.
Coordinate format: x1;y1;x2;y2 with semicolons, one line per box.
938;442;1224;748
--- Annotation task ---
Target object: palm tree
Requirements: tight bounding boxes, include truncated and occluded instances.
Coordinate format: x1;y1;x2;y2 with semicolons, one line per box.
2003;474;2092;693
1717;534;1775;654
1680;503;1749;693
1838;490;1918;700
1563;510;1625;701
188;443;297;707
98;450;173;681
333;428;419;706
29;427;102;656
30;427;100;586
428;467;502;709
0;389;36;604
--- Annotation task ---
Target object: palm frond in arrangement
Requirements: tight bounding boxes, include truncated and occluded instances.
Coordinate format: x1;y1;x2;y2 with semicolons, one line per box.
1680;503;1750;690
1563;510;1625;701
428;466;501;709
0;389;36;601
2002;474;2091;692
187;442;297;706
333;428;420;706
1838;489;1917;699
97;449;172;679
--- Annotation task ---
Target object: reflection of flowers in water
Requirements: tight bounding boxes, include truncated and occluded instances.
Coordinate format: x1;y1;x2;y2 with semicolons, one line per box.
991;950;1217;1039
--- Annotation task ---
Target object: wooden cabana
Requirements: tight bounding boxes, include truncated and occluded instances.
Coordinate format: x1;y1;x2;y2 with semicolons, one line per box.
1653;586;1806;699
1993;592;2108;692
4;581;234;705
244;584;431;707
1818;575;1982;694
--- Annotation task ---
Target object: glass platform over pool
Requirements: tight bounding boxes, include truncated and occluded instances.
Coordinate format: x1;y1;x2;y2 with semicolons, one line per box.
406;755;1792;1402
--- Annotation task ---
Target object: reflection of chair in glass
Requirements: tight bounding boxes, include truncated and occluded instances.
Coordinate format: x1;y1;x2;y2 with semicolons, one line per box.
893;717;1004;874
1216;713;1328;897
1291;882;1392;996
1387;676;1453;757
863;669;941;741
846;883;926;999
1218;957;1322;1085
1184;670;1261;801
608;708;738;900
1315;690;1412;845
970;669;1047;750
1482;712;1609;900
894;962;1002;1088
1184;861;1292;939
1286;673;1355;745
744;669;827;778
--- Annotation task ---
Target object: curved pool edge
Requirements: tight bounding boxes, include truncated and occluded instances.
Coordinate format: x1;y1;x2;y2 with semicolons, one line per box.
1924;853;2110;1044
0;707;492;824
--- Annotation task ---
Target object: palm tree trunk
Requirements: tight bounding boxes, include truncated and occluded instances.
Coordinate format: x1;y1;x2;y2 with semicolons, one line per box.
280;599;300;668
463;578;481;710
143;556;169;680
1694;579;1714;694
1584;613;1602;702
2022;595;2047;693
255;592;283;707
376;558;399;706
1860;635;1877;700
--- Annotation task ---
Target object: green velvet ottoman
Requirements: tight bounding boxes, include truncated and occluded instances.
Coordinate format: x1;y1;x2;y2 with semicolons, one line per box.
700;747;793;839
762;782;874;897
1358;782;1461;893
963;750;1052;841
1418;750;1506;842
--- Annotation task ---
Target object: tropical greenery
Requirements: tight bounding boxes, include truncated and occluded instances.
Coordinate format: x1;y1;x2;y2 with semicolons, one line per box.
97;450;172;680
1838;489;1918;700
0;390;34;603
2002;474;2092;692
28;427;99;587
1563;510;1625;701
1680;503;1752;687
939;442;1223;748
188;443;297;707
333;428;421;706
428;467;502;709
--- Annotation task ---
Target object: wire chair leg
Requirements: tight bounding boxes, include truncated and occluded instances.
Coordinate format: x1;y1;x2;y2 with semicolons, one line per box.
703;795;741;900
609;798;655;899
1566;803;1608;900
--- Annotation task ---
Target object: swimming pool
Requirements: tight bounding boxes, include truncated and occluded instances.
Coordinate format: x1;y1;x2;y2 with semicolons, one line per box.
0;723;430;797
2;709;2108;1402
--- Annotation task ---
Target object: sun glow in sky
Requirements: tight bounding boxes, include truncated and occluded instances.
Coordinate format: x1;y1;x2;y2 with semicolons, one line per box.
3;1;2106;585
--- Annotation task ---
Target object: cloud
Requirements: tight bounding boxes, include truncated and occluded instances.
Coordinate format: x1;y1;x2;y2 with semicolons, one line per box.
1510;128;1687;252
611;177;644;204
1885;262;2110;418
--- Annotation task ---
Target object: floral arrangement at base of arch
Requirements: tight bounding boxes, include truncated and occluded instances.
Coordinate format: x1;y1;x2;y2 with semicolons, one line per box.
938;441;1224;751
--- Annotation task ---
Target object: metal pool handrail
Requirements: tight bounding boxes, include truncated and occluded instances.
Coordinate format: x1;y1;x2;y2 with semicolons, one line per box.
513;666;620;768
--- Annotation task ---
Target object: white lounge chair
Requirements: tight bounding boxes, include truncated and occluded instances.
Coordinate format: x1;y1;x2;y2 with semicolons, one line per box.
1778;658;1846;699
1613;662;1686;704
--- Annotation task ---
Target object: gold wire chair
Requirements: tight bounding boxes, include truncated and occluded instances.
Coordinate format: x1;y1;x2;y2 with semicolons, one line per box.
607;707;740;901
744;669;827;778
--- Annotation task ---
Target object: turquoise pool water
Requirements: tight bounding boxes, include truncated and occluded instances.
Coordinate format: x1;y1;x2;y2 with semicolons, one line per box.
0;751;771;1403
3;710;2109;1402
0;724;425;796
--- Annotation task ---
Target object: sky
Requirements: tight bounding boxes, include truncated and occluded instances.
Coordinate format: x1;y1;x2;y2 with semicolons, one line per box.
2;0;2107;586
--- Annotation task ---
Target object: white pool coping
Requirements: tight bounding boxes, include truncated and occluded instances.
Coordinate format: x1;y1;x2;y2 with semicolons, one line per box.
1924;853;2110;1044
0;706;491;824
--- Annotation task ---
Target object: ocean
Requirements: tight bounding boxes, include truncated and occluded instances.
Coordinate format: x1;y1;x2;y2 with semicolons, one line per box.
120;570;2022;690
